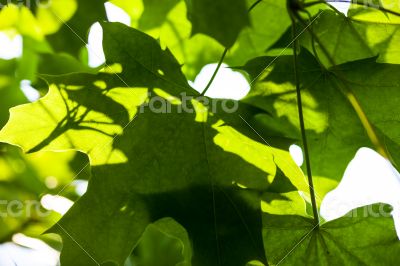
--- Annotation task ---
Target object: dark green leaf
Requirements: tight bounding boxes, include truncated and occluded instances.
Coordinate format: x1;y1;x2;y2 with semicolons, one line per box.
0;23;305;265
185;0;249;47
47;0;107;57
241;50;400;199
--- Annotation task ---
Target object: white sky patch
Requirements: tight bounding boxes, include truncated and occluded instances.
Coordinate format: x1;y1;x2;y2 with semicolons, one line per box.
105;2;131;26
321;148;400;238
73;179;89;196
87;3;131;68
330;1;351;15
289;144;304;166
20;80;40;102
40;194;73;215
87;22;105;67
0;235;58;266
12;234;57;255
0;33;22;60
191;63;250;100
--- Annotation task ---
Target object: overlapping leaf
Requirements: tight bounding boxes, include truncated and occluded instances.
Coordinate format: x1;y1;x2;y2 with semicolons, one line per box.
241;49;400;200
0;22;306;265
111;0;291;80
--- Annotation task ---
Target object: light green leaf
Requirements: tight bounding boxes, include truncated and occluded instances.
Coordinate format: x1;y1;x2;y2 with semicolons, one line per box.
138;0;181;30
349;0;400;23
300;9;400;66
35;0;78;35
229;0;291;65
0;0;78;39
347;2;400;64
0;4;44;40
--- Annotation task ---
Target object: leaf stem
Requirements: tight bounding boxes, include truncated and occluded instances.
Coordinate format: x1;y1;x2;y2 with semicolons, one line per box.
200;48;228;96
249;0;263;12
290;12;320;226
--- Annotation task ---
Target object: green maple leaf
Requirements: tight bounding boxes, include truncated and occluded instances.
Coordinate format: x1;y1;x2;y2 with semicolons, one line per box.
240;49;400;200
1;1;400;265
300;9;400;66
0;22;305;265
264;203;400;265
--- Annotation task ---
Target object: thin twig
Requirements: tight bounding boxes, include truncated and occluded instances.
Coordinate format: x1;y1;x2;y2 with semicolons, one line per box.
200;48;228;96
289;10;320;226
